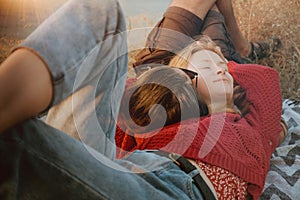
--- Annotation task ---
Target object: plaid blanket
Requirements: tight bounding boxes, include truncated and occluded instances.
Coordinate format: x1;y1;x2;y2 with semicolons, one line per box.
260;99;300;199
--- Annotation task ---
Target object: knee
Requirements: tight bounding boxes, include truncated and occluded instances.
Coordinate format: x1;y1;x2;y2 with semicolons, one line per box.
169;0;217;19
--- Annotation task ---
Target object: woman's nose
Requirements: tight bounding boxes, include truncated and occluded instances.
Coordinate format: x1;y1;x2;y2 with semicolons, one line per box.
217;67;226;75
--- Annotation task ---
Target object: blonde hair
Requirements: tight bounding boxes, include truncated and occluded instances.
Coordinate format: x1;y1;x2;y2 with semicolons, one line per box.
169;36;229;115
169;35;227;69
169;35;249;116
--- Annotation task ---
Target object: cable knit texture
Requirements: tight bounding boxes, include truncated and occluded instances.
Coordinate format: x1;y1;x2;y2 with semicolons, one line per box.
115;61;282;199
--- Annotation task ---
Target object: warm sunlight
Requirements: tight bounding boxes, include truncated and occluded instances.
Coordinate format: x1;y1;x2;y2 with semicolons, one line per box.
0;0;67;38
0;0;299;199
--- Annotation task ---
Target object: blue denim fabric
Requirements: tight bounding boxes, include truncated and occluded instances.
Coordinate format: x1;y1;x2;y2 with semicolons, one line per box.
0;0;204;199
0;119;203;200
18;0;128;158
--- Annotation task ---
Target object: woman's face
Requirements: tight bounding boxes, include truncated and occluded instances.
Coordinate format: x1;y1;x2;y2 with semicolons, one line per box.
187;50;234;107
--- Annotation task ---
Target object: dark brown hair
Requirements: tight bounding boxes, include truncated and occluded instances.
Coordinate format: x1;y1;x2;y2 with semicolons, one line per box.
119;66;203;133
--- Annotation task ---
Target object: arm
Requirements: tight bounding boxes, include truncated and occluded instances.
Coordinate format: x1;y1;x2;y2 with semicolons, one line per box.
0;48;53;133
228;62;282;152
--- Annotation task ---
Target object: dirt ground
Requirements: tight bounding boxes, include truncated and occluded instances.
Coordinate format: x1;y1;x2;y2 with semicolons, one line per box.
0;0;299;100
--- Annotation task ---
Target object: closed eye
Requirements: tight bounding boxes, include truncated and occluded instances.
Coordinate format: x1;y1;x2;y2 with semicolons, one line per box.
200;66;210;69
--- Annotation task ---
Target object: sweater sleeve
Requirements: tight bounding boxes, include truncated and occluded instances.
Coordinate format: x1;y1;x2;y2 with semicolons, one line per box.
227;61;282;155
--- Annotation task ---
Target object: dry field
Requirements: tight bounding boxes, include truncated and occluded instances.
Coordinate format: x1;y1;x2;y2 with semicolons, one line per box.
232;0;300;100
0;0;299;100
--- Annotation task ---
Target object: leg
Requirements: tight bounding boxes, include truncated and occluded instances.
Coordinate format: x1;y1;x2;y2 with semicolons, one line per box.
216;0;251;57
216;0;282;62
200;7;244;63
0;0;128;158
134;0;216;74
0;119;203;199
133;0;245;71
0;49;52;133
169;0;216;20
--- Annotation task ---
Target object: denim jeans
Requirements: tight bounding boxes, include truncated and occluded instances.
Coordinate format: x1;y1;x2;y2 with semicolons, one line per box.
1;119;203;199
20;0;128;159
0;0;203;199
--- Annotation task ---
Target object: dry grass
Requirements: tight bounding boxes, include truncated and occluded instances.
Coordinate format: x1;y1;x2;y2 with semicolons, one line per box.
125;0;300;100
232;0;300;100
1;0;299;100
0;36;22;63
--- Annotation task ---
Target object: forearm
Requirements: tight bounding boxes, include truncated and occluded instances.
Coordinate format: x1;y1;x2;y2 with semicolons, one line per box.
228;62;283;152
0;49;53;133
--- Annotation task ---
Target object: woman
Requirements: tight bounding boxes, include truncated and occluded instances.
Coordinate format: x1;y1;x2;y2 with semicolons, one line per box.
117;67;200;133
0;0;284;199
116;36;283;199
0;0;222;199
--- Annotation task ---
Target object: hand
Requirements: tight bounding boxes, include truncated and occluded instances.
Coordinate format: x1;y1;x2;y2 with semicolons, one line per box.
278;117;288;145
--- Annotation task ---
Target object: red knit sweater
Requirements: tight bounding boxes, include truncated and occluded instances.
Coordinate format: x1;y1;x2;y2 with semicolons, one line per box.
115;62;282;199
